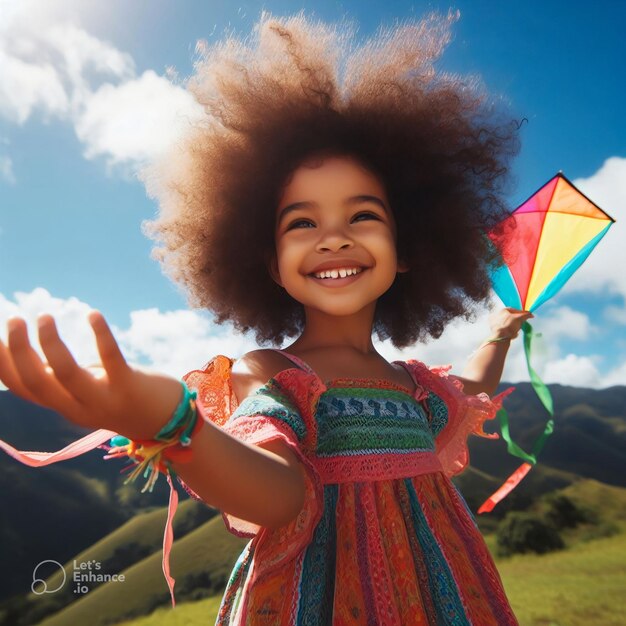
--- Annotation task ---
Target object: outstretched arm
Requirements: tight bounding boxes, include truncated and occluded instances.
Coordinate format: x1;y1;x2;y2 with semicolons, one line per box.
458;308;533;396
0;313;304;531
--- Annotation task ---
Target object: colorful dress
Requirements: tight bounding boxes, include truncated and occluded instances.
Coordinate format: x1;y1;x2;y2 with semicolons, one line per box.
182;350;518;625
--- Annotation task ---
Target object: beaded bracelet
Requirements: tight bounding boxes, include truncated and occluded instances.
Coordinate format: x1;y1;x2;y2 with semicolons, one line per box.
104;381;202;493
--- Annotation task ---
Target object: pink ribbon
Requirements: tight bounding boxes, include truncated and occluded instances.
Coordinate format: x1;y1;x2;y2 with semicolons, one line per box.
0;428;180;607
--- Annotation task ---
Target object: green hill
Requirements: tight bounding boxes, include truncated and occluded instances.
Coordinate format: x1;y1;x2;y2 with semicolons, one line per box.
0;392;177;601
35;514;247;626
470;382;626;489
0;499;218;626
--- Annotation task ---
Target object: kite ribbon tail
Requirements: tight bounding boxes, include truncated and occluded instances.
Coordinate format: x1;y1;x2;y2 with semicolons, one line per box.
478;321;555;513
478;462;533;514
477;416;553;513
163;471;179;608
522;321;554;415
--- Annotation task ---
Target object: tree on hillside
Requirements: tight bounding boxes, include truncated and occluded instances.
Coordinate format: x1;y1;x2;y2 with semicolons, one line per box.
496;512;564;556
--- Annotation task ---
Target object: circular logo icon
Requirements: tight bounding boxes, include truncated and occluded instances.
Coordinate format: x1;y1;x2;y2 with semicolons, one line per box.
32;560;66;595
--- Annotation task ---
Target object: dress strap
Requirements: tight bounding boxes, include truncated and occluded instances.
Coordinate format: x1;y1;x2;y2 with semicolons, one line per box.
393;360;419;390
269;349;317;375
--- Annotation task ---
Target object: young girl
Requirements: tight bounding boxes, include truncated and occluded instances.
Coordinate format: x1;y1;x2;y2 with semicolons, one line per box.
0;12;532;625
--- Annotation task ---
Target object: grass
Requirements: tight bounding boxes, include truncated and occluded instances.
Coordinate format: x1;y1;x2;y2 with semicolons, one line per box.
496;527;626;626
115;596;223;626
490;480;626;625
32;499;206;605
114;526;626;626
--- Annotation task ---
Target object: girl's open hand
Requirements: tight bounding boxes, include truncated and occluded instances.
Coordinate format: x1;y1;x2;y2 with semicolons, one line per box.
488;307;534;340
0;311;183;439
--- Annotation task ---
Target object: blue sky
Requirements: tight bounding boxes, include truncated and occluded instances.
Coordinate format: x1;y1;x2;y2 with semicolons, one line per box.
0;0;624;387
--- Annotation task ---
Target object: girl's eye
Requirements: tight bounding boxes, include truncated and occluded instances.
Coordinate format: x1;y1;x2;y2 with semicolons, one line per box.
286;212;379;230
287;219;315;230
352;212;379;222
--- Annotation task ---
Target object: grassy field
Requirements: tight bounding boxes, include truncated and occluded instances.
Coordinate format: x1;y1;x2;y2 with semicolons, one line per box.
497;529;626;626
115;595;223;626
115;527;626;626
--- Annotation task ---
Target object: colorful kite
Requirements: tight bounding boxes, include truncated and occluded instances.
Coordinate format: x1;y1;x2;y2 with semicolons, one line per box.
479;173;615;513
488;172;615;314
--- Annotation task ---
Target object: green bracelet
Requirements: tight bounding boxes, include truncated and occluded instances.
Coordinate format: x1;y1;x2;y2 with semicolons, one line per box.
478;335;514;352
484;335;514;345
108;382;198;451
155;381;198;445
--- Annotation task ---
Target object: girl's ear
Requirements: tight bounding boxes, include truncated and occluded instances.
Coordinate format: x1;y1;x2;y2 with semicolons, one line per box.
267;254;283;287
397;259;410;273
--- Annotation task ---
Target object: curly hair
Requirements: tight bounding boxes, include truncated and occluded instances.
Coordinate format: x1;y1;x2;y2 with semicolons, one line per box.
141;10;520;349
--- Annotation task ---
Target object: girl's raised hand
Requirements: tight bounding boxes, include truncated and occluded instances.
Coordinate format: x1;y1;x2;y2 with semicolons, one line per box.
488;307;534;340
0;311;183;439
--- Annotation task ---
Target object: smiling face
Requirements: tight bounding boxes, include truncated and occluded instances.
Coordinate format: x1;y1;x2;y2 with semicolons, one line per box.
270;154;409;318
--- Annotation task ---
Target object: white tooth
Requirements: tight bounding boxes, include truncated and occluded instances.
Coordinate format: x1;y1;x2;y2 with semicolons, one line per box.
314;267;363;279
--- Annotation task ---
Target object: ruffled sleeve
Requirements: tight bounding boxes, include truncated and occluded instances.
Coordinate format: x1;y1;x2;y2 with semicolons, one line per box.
182;357;324;576
408;360;515;477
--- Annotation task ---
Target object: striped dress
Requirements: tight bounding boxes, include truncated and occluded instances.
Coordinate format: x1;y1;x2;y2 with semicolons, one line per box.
182;350;518;625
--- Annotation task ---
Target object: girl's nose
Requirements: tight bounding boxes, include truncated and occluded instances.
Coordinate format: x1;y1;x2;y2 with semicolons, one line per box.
315;230;354;253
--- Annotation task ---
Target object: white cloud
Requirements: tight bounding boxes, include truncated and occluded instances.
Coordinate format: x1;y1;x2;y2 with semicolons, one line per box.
0;154;16;184
0;49;69;123
74;70;205;173
116;308;256;378
603;359;626;387
533;305;594;341
0;289;258;390
0;1;205;177
0;288;101;366
564;157;626;301
375;299;609;391
45;22;135;90
0;9;133;125
541;353;603;388
604;303;626;325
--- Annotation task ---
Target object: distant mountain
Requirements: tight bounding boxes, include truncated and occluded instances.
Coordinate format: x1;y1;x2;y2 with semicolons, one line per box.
460;381;626;520
0;499;222;626
0;392;176;602
0;381;624;622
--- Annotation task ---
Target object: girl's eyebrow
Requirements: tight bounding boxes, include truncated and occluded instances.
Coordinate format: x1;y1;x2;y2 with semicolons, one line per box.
277;195;388;224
